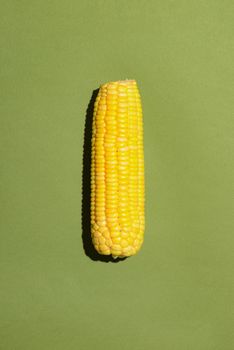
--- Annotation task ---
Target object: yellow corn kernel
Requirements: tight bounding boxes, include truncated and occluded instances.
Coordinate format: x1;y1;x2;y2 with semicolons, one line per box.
91;79;145;258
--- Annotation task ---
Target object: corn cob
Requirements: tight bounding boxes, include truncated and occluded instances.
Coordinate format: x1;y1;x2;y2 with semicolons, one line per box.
91;79;145;258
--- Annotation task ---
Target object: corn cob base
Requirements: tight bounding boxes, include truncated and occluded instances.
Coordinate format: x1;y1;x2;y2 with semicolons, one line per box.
91;80;145;258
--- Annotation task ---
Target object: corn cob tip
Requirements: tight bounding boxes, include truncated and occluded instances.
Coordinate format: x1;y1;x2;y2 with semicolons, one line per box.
101;79;136;89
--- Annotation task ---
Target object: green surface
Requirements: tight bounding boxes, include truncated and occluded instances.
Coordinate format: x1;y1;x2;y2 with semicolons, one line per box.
1;1;234;349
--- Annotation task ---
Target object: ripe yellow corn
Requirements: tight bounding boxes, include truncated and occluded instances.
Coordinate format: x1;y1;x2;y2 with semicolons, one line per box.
91;79;145;258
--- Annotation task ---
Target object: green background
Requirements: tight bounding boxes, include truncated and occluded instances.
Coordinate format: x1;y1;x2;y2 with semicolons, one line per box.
1;1;234;349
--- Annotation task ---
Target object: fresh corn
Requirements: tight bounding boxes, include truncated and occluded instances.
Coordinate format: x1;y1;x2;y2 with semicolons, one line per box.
91;79;145;258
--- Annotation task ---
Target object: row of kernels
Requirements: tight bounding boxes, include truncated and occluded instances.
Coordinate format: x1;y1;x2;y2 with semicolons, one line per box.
91;102;96;225
104;91;118;232
94;96;106;226
128;111;137;224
